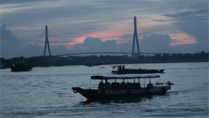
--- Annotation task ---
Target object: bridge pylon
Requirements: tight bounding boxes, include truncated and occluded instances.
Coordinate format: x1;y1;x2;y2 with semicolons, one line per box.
132;16;140;56
44;25;51;56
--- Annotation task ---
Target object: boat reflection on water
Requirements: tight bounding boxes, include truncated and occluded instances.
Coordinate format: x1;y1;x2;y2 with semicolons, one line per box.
72;75;173;102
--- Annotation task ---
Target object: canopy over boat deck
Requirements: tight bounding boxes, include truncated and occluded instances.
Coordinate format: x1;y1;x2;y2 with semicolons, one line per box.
91;75;160;80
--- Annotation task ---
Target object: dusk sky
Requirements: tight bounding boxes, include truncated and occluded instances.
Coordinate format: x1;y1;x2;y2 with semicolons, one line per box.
0;0;208;58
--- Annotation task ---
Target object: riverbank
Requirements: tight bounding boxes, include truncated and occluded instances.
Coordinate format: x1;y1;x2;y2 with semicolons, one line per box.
0;51;208;69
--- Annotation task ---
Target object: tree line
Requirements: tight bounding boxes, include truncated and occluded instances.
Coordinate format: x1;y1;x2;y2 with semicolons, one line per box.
0;51;208;69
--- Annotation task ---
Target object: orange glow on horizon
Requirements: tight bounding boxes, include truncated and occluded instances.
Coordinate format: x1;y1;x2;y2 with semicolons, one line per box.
169;33;197;46
69;28;133;45
170;38;197;46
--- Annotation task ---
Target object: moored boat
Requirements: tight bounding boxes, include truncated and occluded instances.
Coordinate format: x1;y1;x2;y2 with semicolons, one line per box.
112;65;164;74
11;60;32;72
72;75;172;101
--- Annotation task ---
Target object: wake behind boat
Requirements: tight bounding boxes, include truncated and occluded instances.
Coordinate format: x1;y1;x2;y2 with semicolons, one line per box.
112;65;164;74
72;75;172;101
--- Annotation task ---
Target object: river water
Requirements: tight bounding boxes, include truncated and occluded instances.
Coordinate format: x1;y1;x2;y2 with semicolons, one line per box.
0;62;208;118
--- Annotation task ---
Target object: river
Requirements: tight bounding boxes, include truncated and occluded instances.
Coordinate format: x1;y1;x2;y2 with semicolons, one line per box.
0;62;208;118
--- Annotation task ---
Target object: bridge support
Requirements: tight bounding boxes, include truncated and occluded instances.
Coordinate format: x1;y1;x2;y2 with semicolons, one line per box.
132;16;140;56
44;25;51;56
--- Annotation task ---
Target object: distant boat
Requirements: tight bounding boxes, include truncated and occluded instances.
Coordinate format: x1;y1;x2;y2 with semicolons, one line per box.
72;75;172;101
11;60;32;72
84;62;100;67
112;65;164;74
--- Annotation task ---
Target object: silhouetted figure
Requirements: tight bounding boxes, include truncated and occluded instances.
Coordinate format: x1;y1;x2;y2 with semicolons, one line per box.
121;81;126;89
98;81;104;90
137;82;141;88
166;81;174;85
147;80;153;88
105;80;110;89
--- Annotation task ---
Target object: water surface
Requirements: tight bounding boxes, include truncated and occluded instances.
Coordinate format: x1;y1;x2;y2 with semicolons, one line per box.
1;62;208;118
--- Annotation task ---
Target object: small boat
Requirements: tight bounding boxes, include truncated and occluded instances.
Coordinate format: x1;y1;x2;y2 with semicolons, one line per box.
72;75;172;101
112;65;164;74
11;60;32;72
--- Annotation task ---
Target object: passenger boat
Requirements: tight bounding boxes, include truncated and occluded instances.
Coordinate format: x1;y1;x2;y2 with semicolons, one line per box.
72;75;172;101
112;65;164;74
11;60;32;72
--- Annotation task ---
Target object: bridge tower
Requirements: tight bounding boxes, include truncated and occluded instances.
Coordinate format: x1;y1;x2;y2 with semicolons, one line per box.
132;16;140;56
44;25;51;56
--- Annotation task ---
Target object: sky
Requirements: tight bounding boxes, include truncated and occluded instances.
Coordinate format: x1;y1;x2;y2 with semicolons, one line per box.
0;0;208;58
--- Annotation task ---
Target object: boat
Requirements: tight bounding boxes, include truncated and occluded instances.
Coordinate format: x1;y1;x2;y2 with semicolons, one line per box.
72;75;172;101
112;65;164;74
11;60;32;72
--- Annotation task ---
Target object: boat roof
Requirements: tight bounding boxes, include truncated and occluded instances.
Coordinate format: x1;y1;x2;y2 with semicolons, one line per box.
91;75;160;80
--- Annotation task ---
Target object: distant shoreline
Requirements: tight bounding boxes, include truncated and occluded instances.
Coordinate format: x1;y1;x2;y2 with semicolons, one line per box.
0;51;208;69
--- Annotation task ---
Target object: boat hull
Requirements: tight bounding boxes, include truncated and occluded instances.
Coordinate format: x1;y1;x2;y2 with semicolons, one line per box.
112;69;164;74
72;86;170;101
11;65;32;72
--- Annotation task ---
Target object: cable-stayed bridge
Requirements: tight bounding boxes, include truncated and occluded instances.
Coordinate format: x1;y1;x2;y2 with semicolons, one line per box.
43;16;168;57
57;52;169;57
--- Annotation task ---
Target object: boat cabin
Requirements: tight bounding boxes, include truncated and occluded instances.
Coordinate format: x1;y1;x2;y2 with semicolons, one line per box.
112;65;125;71
72;75;172;101
91;75;166;90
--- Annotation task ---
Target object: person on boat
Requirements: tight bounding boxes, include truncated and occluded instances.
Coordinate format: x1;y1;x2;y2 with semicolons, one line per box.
98;81;104;90
110;82;115;89
166;81;174;85
147;80;153;88
110;82;119;89
121;81;126;89
137;82;141;88
133;80;139;89
126;82;132;89
115;82;120;89
118;66;122;71
105;79;110;89
121;65;125;70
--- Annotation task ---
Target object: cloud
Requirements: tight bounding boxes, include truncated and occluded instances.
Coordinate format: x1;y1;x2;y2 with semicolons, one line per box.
71;33;202;54
0;24;18;42
72;34;173;53
0;24;42;58
1;0;207;58
0;24;23;57
0;25;202;58
0;25;70;58
165;7;208;51
140;33;202;53
73;37;119;52
139;34;172;53
0;0;176;42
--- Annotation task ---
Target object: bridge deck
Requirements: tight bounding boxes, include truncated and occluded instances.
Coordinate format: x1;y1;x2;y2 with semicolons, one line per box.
58;52;170;56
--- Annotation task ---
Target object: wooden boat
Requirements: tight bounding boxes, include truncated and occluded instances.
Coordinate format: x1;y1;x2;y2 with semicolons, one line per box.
72;75;172;101
11;60;32;72
112;65;164;74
